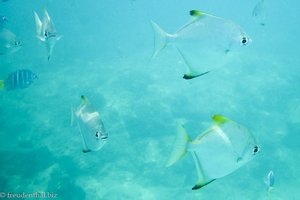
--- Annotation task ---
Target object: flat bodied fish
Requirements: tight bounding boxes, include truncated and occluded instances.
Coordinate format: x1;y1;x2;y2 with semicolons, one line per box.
74;95;108;153
34;9;62;60
167;115;259;190
0;28;22;55
151;10;251;79
0;69;38;91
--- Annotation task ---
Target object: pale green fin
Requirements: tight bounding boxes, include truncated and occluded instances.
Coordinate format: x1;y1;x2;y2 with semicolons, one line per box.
0;80;4;89
189;10;206;17
81;95;89;104
189;10;223;21
212;115;231;125
151;21;173;58
166;123;191;167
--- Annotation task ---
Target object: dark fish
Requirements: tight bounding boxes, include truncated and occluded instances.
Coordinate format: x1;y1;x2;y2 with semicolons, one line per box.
3;69;38;90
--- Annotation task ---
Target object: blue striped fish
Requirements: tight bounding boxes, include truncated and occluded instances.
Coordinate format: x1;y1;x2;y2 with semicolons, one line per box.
0;69;38;91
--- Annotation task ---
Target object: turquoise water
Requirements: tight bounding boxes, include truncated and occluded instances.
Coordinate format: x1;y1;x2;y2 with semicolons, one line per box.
0;0;299;199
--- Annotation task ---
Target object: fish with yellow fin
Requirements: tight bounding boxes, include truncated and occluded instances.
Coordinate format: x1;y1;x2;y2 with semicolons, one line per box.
151;10;251;79
74;95;108;153
167;115;259;190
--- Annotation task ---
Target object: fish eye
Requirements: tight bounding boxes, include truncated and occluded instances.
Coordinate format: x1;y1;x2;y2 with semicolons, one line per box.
253;145;259;154
95;131;99;138
241;37;249;45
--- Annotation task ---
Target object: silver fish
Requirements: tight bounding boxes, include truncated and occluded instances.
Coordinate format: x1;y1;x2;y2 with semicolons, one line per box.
0;28;22;55
167;115;259;190
0;69;38;91
151;10;251;79
34;9;62;60
264;170;274;192
74;95;108;153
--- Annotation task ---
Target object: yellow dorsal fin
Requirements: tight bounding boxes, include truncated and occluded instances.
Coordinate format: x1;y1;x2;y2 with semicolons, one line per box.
212;115;231;124
0;80;5;89
80;95;89;104
190;10;206;17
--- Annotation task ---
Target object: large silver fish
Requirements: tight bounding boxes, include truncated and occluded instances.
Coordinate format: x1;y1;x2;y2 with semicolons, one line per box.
0;69;38;91
74;95;108;153
34;9;61;60
151;10;251;79
167;115;259;190
0;28;22;55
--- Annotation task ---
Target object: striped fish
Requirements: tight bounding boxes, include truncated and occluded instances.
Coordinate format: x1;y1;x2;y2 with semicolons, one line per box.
0;69;38;91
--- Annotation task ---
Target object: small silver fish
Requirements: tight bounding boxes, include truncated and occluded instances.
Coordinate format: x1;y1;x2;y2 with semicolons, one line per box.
74;95;108;153
0;15;8;26
0;69;38;91
264;170;274;192
34;9;62;60
0;28;22;55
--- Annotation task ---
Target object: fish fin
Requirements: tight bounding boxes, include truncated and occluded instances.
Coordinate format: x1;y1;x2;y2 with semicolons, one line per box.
212;115;231;125
151;21;173;58
166;122;191;167
33;11;42;36
56;35;63;41
0;80;5;89
0;80;5;90
190;151;215;190
83;149;91;153
36;35;45;42
81;95;90;104
189;10;207;18
77;119;90;153
189;10;220;20
192;178;216;190
44;9;51;21
70;105;75;127
175;46;210;80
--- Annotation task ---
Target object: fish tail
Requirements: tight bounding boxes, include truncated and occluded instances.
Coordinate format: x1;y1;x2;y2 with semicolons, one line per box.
166;122;191;167
0;80;5;89
151;21;173;58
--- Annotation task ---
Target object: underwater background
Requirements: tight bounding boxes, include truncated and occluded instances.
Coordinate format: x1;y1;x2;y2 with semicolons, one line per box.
0;0;299;199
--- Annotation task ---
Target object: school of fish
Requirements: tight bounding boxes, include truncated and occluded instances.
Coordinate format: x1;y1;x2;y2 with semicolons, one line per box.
1;0;274;193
